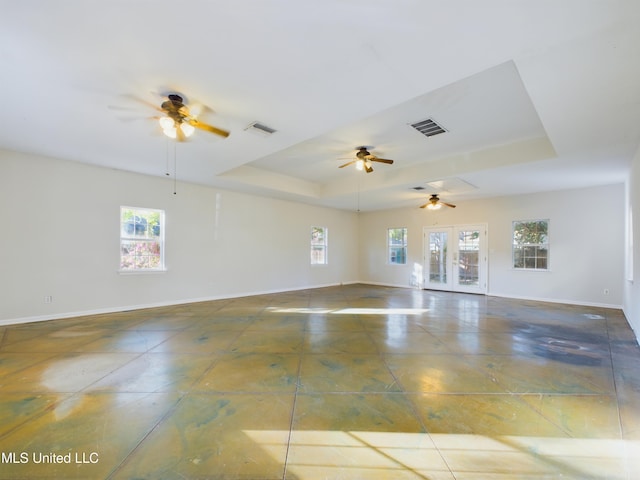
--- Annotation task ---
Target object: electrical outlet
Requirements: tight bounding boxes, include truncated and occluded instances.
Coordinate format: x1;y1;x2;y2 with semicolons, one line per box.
603;289;610;295
44;295;53;303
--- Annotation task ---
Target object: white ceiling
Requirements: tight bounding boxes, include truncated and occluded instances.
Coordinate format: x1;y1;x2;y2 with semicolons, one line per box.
2;1;640;211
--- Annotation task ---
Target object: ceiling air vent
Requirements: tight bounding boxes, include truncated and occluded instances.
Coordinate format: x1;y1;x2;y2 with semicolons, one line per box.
410;118;446;138
244;121;277;136
411;186;426;190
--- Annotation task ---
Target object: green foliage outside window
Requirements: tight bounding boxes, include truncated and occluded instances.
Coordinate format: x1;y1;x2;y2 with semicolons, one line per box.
388;227;407;264
513;220;548;270
120;207;164;271
311;226;328;264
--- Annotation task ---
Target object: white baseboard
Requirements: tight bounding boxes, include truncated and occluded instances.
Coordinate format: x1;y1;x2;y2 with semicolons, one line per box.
0;281;361;327
1;280;623;326
487;291;623;310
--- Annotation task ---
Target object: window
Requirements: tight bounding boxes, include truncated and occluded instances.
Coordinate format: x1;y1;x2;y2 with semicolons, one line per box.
388;227;407;264
311;226;328;265
512;220;548;270
120;206;165;271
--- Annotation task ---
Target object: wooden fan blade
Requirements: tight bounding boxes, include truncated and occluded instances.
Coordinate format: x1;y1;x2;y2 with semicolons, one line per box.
419;203;428;209
365;164;374;173
108;105;142;112
442;202;456;208
120;94;164;113
188;119;230;138
338;160;357;168
188;103;213;118
371;158;394;164
117;115;155;123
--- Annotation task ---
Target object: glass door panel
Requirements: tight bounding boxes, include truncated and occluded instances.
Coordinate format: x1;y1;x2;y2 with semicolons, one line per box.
424;225;487;294
457;229;480;287
429;232;448;285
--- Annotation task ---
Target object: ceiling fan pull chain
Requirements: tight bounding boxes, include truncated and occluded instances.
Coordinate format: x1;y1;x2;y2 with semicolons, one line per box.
173;142;177;195
165;137;170;176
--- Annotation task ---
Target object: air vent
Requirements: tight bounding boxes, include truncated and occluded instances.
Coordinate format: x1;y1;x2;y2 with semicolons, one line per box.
410;118;446;137
412;186;426;190
244;121;277;136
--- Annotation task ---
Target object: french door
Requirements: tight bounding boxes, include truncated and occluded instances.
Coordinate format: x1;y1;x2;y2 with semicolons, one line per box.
423;224;487;294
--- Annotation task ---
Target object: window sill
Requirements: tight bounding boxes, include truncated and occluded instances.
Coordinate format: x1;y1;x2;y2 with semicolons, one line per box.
511;268;550;272
118;269;167;275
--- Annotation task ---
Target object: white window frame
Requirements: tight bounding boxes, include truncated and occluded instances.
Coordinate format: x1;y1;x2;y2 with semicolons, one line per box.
119;206;165;273
311;226;328;265
388;227;407;265
512;219;549;270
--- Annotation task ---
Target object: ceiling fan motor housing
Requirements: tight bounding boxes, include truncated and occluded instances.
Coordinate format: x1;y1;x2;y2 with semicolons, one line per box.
162;95;189;124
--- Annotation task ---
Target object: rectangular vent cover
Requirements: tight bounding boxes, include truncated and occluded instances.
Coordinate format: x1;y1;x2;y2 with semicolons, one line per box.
410;118;446;137
245;121;277;135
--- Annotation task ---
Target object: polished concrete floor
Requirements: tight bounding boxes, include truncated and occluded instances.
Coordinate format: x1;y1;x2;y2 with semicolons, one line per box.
0;284;639;479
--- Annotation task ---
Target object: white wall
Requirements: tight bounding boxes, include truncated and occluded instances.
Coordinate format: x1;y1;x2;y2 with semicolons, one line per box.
0;148;628;325
624;145;640;334
0;150;359;324
359;183;625;308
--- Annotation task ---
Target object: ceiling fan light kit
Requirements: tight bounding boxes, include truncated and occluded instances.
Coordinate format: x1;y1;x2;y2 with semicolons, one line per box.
155;93;229;141
158;116;195;139
420;194;456;210
338;147;394;173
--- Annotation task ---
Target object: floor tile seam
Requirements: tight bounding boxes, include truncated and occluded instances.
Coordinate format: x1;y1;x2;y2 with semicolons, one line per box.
395;390;458;479
339;429;452;480
170;390;300;397
299;351;389;359
139;327;205;353
104;392;191;480
576;373;621;397
0;346;109;354
603;316;627;440
122;326;195;333
378;349;427;404
506;391;617;398
244;327;307;333
0;331;85;352
214;350;303;358
61;346;179;355
510;393;606;440
294;391;430;397
282;348;304;480
282;295;310;480
488;435;617;480
362;324;388;360
380;351;530;394
180;324;257;394
406;391;617;397
0;352;62;379
477;390;621;440
133;350;224;357
72;351;149;395
478;361;619;396
187;299;234;315
0;392;76;442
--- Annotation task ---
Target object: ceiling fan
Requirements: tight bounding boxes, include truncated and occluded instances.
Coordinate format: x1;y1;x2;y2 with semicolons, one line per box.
339;147;394;173
156;94;229;141
420;194;456;210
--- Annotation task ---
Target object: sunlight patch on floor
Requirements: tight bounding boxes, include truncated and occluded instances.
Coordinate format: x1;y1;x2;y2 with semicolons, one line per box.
243;429;636;480
265;307;429;315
